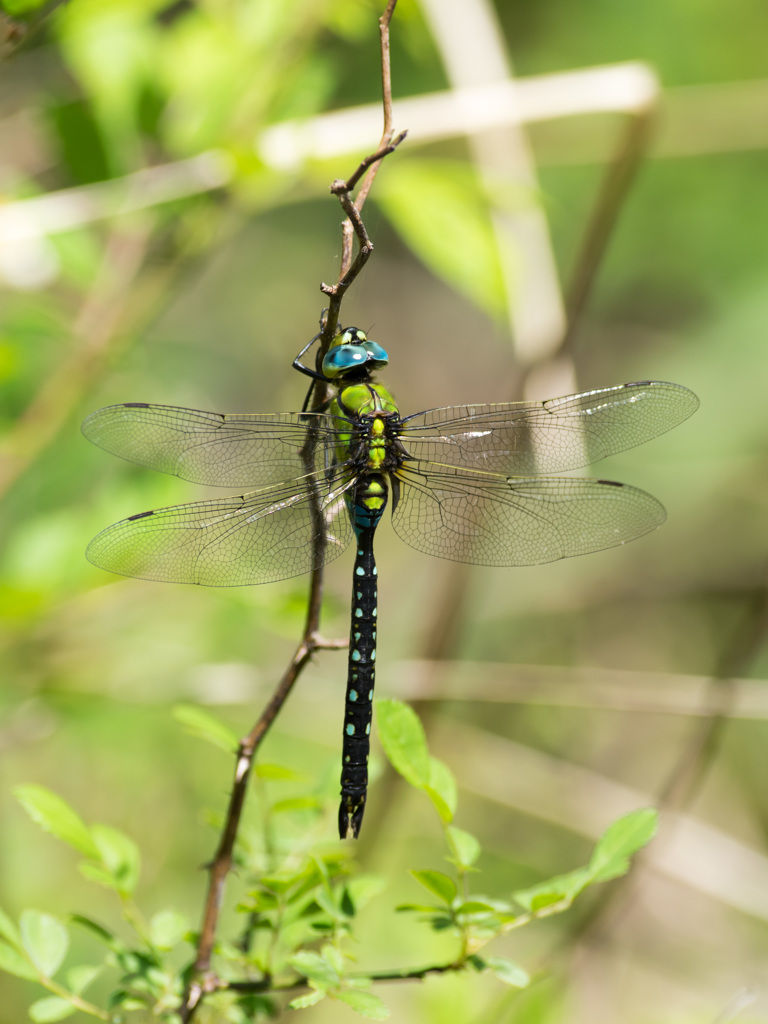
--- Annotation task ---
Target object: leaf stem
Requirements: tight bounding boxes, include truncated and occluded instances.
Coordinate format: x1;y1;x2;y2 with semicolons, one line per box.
36;974;109;1021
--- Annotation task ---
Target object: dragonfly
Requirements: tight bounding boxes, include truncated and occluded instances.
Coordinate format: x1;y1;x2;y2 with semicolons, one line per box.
83;327;698;839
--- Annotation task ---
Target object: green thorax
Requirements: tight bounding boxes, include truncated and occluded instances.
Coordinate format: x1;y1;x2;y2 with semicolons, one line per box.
332;381;398;419
330;382;399;469
321;328;398;468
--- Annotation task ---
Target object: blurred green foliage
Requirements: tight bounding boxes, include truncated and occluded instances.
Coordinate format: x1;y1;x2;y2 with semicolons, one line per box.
1;703;656;1021
1;0;768;1022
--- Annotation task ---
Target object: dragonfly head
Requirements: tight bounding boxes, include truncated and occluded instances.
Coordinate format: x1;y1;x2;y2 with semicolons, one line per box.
322;327;389;381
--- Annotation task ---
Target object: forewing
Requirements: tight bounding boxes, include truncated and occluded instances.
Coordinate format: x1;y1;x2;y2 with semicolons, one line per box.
86;474;354;586
399;382;699;475
82;404;342;488
391;463;666;566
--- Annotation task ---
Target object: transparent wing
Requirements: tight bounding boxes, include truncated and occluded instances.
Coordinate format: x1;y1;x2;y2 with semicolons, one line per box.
398;381;699;475
82;404;344;488
86;473;355;586
391;462;666;566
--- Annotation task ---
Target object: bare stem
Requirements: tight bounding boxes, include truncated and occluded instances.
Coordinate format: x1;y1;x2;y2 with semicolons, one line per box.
319;0;404;347
560;106;656;356
179;588;342;1019
222;958;470;996
657;574;768;811
180;4;403;1019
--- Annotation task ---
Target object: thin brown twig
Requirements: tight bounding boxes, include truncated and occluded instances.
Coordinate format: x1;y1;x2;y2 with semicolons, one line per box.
339;134;407;196
183;414;346;1015
0;0;66;59
181;627;336;1019
180;4;403;1019
335;0;398;284
221;958;470;996
322;138;407;311
320;0;403;346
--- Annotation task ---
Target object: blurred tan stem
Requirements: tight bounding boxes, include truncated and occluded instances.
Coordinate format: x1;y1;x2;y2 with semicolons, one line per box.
561;569;768;1021
0;226;151;497
361;0;657;851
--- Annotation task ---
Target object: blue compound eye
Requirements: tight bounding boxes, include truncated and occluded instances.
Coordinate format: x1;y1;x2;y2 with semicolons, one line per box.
322;345;369;378
361;341;389;367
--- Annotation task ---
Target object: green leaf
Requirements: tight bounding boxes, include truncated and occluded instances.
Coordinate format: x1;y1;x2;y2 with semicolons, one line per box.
90;825;140;894
444;827;481;868
447;826;481;869
107;991;147;1011
345;874;387;913
289;950;340;987
289;990;325;1009
28;997;76;1022
455;901;499;915
0;907;21;949
254;762;304;781
111;951;143;977
513;868;590;913
411;870;457;905
66;964;101;995
259;875;296;894
78;864;117;889
172;704;239;754
14;786;99;859
424;758;457;822
69;915;120;951
271;795;322;814
0;939;38;980
485;956;530;988
234;993;276;1019
339;886;356;919
2;0;49;14
376;159;507;319
322;944;345;975
336;989;390;1019
149;910;188;950
376;700;430;789
314;890;344;922
513;811;658;915
241;891;279;913
20;911;69;977
428;915;455;931
589;809;658;883
394;903;443;914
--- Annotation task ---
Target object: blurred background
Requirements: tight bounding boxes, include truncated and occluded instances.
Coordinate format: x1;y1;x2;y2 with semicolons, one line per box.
1;0;767;1021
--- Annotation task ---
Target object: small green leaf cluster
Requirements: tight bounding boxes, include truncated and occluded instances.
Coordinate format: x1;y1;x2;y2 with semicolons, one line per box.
288;947;388;1019
3;718;393;1021
232;825;388;1018
1;701;659;1021
5;785;187;1021
379;699;658;989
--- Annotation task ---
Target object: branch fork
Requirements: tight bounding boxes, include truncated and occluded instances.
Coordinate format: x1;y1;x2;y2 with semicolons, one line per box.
179;3;403;1020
